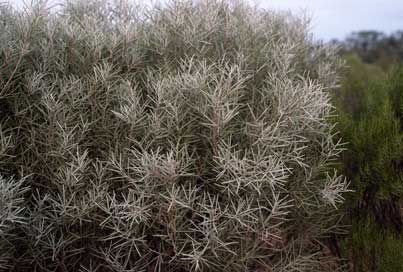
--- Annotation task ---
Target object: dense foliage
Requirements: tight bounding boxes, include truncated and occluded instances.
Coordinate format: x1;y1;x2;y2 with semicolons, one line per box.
335;55;403;271
0;0;347;271
334;31;403;71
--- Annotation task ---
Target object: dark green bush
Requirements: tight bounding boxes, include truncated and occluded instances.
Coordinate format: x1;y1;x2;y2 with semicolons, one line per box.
0;1;346;271
340;217;403;272
335;56;403;271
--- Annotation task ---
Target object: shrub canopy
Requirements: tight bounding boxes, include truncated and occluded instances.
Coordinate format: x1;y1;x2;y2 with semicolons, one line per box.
335;61;403;271
0;0;346;271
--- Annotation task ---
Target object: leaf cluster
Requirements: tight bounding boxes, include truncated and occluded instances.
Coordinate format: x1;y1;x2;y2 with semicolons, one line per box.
0;1;345;271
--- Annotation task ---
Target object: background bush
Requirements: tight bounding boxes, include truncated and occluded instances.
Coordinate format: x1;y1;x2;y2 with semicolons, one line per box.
334;54;403;271
0;0;347;271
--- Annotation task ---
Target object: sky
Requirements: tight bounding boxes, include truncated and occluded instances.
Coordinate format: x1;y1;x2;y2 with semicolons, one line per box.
260;0;403;41
6;0;403;41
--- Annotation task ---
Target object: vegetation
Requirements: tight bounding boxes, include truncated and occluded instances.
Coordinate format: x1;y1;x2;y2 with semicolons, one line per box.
0;0;347;271
334;48;403;271
334;30;403;71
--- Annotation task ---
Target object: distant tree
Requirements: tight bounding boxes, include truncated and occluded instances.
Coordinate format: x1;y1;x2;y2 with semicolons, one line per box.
338;31;403;70
345;31;385;51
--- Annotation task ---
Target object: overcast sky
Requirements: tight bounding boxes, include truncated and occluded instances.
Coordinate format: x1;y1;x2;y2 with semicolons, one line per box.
261;0;403;41
6;0;403;41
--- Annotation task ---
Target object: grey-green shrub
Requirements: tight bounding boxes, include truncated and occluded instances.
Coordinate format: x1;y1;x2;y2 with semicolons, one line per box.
0;0;347;271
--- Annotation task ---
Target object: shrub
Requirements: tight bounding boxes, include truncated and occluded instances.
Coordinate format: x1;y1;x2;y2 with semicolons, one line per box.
340;216;403;272
337;79;403;200
0;0;346;271
335;58;403;271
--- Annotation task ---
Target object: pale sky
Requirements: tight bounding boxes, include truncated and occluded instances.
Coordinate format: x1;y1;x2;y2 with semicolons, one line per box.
6;0;403;41
259;0;403;41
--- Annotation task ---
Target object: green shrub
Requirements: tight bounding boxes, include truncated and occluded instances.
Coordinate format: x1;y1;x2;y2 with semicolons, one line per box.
340;216;403;272
337;81;403;199
335;56;403;271
0;1;346;271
